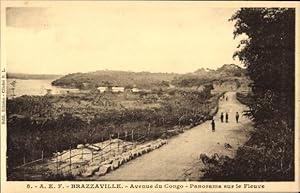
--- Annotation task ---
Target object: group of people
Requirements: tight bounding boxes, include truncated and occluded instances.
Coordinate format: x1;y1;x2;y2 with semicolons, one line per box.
220;112;229;123
210;94;242;132
211;112;240;132
219;95;228;102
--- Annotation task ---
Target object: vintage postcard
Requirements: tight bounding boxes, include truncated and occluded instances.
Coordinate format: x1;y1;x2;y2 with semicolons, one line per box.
0;1;299;193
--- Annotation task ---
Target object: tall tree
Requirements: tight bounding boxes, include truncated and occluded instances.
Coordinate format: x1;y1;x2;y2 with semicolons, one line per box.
230;8;295;127
228;8;295;180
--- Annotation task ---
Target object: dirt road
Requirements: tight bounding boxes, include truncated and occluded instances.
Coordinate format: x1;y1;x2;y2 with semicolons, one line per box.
96;92;253;181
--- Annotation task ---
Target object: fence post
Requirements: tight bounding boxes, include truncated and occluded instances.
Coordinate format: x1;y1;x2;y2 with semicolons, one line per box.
56;150;59;175
23;166;26;180
41;150;44;161
117;132;120;154
131;130;134;142
69;146;72;174
60;153;63;175
100;146;103;162
109;132;112;157
148;124;151;138
23;154;26;180
131;129;134;149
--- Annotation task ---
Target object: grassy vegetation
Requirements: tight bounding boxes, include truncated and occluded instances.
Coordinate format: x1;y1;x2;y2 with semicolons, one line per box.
7;85;221;177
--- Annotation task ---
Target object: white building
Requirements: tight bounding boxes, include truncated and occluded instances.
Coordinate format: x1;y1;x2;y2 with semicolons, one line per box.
112;86;125;93
97;86;108;93
132;88;140;93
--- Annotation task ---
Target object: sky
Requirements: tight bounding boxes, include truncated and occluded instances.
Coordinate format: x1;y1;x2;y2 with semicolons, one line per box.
5;4;243;75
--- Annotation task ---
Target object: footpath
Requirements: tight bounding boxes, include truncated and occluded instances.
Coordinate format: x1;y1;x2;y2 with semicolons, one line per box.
92;91;253;181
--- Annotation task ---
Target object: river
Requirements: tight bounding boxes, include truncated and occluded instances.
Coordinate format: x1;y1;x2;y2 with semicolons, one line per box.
7;79;79;98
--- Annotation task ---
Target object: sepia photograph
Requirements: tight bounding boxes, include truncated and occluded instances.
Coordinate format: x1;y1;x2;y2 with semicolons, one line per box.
0;1;299;192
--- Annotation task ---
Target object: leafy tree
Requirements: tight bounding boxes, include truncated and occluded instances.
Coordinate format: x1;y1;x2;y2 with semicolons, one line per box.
203;8;295;181
230;8;295;127
201;8;295;181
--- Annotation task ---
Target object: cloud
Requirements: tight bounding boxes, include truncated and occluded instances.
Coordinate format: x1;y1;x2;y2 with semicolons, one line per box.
6;7;49;30
6;5;241;74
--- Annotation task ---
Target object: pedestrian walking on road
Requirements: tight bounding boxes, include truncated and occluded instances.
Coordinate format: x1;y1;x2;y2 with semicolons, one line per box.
220;112;224;123
211;120;215;132
225;112;229;123
236;112;240;123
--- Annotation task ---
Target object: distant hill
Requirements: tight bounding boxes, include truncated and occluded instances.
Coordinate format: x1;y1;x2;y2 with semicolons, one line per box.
215;64;245;77
7;73;63;80
171;64;246;87
51;64;246;89
51;71;179;89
